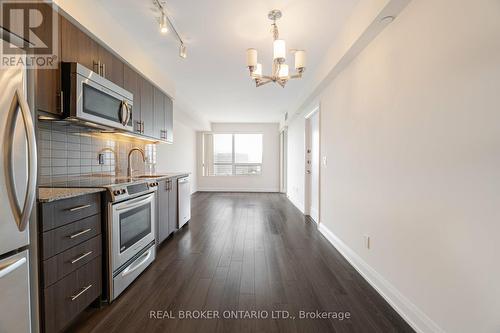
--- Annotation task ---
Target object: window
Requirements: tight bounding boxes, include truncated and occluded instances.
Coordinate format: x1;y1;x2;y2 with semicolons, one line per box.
203;133;263;176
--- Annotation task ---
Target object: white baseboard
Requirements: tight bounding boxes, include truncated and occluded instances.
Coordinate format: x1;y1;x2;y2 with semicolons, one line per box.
286;194;305;213
197;187;280;193
318;223;444;333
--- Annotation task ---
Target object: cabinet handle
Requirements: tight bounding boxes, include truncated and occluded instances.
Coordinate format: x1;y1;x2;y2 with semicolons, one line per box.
68;204;91;212
70;251;93;264
68;228;92;239
141;121;145;134
101;63;106;77
59;90;64;114
70;284;93;301
93;60;100;74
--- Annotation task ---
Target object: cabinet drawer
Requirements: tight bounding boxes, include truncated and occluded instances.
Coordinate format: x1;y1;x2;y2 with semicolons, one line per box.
43;257;101;333
40;193;101;232
43;235;102;288
42;214;101;259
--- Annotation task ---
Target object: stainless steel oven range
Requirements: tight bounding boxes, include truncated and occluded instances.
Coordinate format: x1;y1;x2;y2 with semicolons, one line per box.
106;180;159;301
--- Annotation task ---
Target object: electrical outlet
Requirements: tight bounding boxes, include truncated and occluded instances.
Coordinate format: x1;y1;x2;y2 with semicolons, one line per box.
98;153;105;165
322;156;327;167
364;235;371;249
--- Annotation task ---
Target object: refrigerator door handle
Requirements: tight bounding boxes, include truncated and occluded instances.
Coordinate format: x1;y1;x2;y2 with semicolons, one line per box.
0;257;26;279
4;88;37;232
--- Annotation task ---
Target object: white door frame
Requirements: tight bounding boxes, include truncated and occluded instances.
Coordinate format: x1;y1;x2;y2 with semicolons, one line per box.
279;127;288;193
304;106;321;224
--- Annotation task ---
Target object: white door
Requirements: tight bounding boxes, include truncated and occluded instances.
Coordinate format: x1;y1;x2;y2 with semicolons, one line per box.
306;111;320;223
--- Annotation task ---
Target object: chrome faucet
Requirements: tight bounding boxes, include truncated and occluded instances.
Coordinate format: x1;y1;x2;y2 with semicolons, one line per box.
127;147;146;177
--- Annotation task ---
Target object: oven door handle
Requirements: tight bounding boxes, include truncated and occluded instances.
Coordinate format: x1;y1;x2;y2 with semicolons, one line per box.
115;195;153;212
121;248;152;277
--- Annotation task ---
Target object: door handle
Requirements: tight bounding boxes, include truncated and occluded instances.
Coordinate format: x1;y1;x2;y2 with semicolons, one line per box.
4;88;37;232
0;257;26;279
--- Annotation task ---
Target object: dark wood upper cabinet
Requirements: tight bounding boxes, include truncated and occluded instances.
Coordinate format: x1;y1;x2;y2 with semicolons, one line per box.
34;4;61;115
123;65;141;133
61;17;122;86
153;86;166;140
164;95;173;143
35;7;173;140
98;45;123;87
140;77;154;137
60;17;98;71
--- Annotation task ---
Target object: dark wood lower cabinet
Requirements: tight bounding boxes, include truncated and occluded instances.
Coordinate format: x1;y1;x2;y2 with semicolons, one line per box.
168;178;178;234
39;194;103;333
43;257;101;333
157;177;179;245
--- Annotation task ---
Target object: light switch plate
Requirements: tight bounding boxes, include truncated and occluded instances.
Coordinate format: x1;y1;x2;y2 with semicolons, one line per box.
322;156;327;166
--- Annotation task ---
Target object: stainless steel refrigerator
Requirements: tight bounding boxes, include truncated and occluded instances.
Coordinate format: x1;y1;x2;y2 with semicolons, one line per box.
0;32;37;333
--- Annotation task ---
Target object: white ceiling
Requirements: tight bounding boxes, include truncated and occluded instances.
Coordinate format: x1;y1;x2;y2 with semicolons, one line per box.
98;0;359;123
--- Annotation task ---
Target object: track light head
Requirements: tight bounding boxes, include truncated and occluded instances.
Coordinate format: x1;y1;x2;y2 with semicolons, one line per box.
160;12;168;33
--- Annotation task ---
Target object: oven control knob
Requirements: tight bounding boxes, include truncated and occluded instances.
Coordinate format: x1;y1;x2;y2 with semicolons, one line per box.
121;189;126;194
113;190;120;196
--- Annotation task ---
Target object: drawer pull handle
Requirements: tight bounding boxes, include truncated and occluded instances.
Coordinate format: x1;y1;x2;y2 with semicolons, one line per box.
70;251;93;264
68;228;92;239
68;204;91;212
70;284;92;301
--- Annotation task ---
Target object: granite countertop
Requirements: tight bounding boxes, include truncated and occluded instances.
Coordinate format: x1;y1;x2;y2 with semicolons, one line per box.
142;172;190;180
38;172;190;202
38;187;106;203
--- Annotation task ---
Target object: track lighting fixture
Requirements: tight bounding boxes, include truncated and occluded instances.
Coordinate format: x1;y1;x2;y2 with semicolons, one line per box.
153;0;187;59
160;12;168;34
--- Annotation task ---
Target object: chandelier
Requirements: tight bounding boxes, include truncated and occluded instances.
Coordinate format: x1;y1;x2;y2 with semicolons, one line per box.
246;10;306;88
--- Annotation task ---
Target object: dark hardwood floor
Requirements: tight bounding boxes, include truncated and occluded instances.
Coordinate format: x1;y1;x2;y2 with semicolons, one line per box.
69;192;414;333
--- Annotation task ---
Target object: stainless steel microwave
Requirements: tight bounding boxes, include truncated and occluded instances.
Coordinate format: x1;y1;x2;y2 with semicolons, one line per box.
61;62;133;131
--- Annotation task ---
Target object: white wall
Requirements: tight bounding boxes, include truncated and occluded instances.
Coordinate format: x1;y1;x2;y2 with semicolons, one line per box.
197;123;280;192
287;0;500;332
156;118;198;194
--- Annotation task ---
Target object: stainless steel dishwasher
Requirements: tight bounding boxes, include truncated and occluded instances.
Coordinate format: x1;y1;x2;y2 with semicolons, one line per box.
177;176;191;228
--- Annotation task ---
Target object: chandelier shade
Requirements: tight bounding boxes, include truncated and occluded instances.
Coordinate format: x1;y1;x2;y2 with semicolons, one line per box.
246;10;306;88
273;40;286;60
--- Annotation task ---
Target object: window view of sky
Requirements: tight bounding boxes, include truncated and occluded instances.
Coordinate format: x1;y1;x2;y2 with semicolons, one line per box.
212;134;263;175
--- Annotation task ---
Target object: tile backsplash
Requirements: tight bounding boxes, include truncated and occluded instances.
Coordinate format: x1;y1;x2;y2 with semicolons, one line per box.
38;121;157;185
